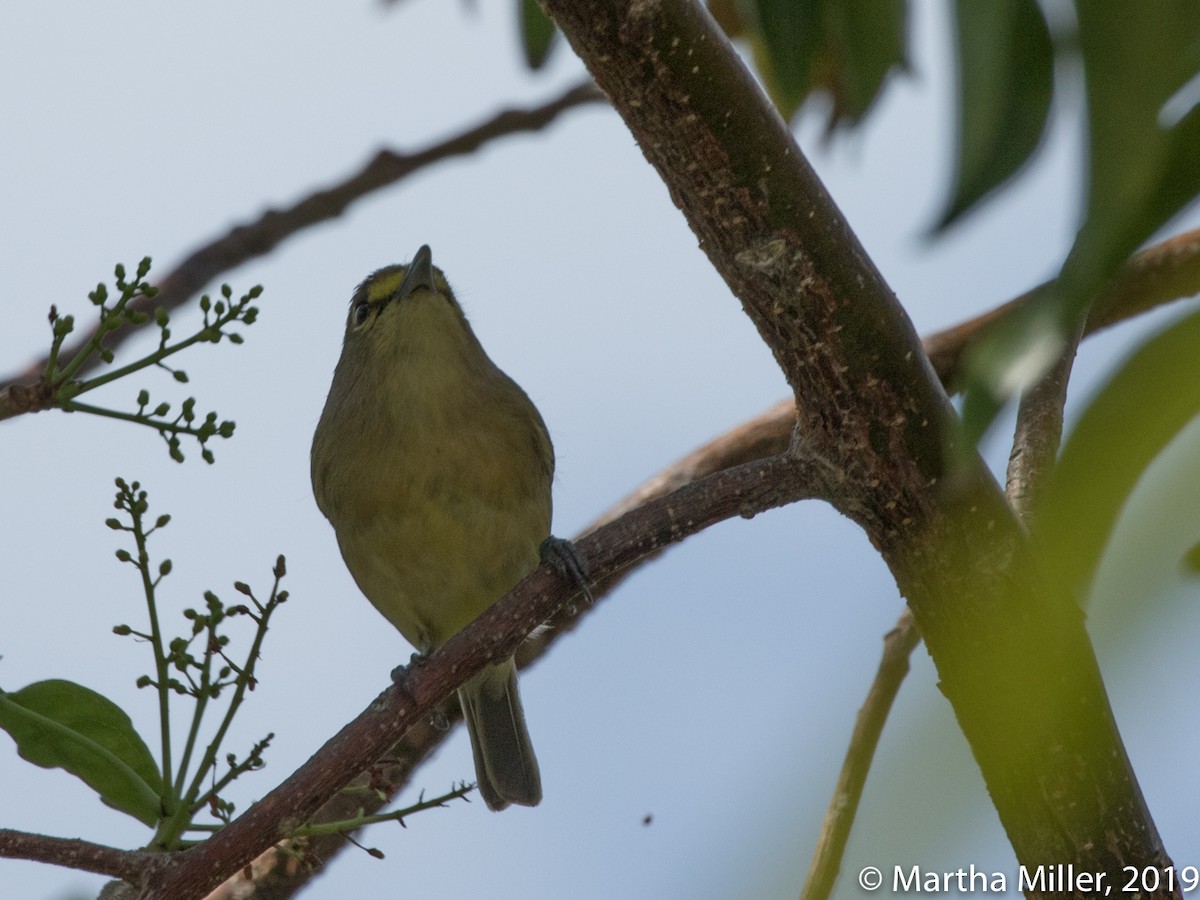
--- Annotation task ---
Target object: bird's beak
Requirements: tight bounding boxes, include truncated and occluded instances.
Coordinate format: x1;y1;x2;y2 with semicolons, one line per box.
396;244;435;301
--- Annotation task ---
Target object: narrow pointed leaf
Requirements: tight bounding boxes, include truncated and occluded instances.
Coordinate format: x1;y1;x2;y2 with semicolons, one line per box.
747;0;906;128
935;0;1053;230
520;0;558;70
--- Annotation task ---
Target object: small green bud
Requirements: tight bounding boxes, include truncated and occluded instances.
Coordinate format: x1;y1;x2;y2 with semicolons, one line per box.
233;581;252;596
276;590;289;604
136;675;152;688
155;308;169;326
100;348;114;363
221;284;232;299
137;257;152;278
112;624;132;636
128;311;149;325
274;555;287;577
248;285;263;299
155;514;171;528
242;308;259;325
228;333;244;345
115;548;132;562
173;370;189;383
144;285;159;297
159;559;172;576
137;389;150;407
105;518;122;530
114;263;126;281
199;295;211;312
154;402;170;417
218;421;236;438
202;448;215;464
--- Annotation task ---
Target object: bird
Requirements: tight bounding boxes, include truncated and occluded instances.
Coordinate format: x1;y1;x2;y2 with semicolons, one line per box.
311;244;570;810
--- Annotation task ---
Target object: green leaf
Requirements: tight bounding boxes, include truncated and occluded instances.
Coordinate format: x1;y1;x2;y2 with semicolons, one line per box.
0;680;164;826
1051;2;1200;319
955;4;1200;441
747;0;907;128
1034;304;1200;604
934;0;1053;230
519;0;557;70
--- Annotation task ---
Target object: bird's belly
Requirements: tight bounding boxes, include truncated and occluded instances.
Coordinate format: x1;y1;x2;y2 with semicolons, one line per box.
334;488;545;652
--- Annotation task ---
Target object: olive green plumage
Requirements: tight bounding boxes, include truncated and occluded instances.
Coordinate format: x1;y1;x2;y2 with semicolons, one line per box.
311;245;548;809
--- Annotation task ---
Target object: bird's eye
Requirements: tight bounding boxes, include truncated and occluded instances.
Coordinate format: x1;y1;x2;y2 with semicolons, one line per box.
350;300;370;328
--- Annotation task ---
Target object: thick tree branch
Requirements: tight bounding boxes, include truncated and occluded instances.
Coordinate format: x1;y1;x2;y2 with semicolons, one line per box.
540;0;1174;895
0;81;604;398
0;829;162;883
139;454;824;899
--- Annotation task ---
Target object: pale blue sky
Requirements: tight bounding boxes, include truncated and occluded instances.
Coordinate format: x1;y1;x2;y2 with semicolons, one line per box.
2;3;1198;899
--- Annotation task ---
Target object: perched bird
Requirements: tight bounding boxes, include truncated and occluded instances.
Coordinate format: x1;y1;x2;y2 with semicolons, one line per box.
311;244;564;810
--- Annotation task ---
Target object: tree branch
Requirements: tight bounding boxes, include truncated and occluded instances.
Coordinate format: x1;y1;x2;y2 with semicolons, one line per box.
0;81;604;395
0;829;162;883
138;454;825;899
800;608;920;900
925;226;1200;389
1005;321;1086;521
539;0;1174;895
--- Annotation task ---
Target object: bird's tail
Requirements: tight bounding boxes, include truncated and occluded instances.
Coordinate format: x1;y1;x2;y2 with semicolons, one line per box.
459;657;542;811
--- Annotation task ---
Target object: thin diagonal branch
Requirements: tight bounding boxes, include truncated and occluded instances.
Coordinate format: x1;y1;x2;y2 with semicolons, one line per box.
1005;320;1086;521
800;608;920;900
925;226;1200;388
0;81;604;395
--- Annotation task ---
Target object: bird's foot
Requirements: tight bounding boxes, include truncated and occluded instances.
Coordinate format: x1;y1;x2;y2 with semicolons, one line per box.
540;536;593;603
390;651;425;700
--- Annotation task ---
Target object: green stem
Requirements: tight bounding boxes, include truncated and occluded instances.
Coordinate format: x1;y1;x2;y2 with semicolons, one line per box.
56;296;136;384
293;786;473;838
128;499;174;799
181;582;279;816
173;620;216;799
75;322;219;395
63;401;212;439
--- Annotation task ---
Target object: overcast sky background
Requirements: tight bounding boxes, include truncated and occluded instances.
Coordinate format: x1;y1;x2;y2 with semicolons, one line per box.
2;2;1199;899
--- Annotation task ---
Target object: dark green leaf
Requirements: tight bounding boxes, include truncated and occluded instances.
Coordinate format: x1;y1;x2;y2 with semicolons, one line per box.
747;0;907;127
1053;2;1200;325
520;0;557;70
934;0;1053;229
0;680;163;826
1035;305;1200;604
952;5;1200;433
